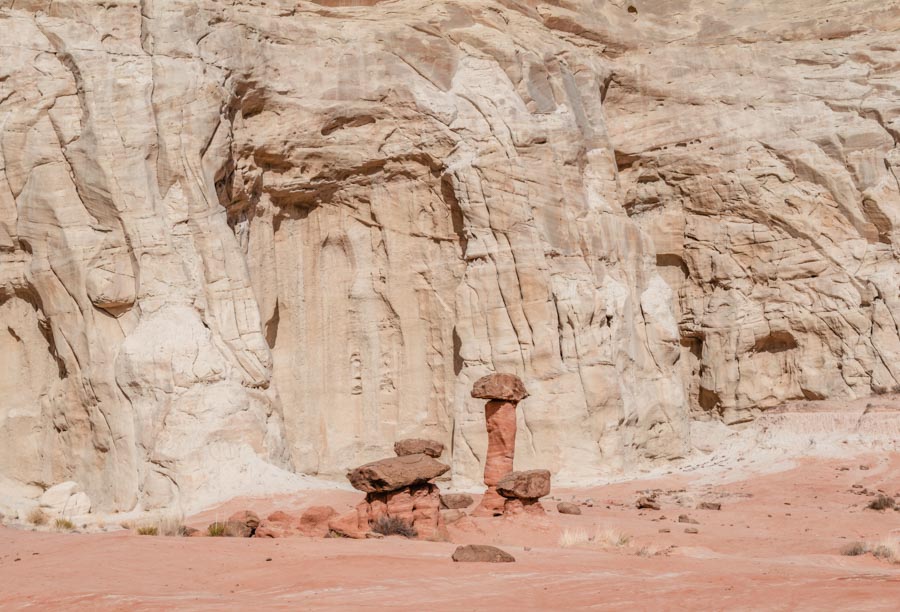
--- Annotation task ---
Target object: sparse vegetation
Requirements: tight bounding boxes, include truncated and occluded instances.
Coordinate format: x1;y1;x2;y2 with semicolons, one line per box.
28;508;47;526
371;515;418;538
841;539;899;563
207;521;226;537
54;518;75;531
866;495;896;511
136;525;159;536
559;526;632;549
558;528;590;548
325;530;347;538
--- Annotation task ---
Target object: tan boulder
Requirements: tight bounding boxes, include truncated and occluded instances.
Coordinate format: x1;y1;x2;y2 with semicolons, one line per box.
451;544;516;563
347;455;450;493
471;374;529;402
497;470;551;500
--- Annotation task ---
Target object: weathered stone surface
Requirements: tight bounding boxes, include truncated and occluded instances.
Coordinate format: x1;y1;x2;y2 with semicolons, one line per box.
497;470;551;500
470;374;529;402
298;506;337;537
365;483;444;539
557;502;581;515
347;455;450;493
394;439;444;458
440;493;474;510
451;544;515;563
0;0;898;512
472;399;518;516
254;510;299;538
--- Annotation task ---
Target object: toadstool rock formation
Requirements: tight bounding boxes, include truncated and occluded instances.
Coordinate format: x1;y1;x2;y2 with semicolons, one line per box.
470;373;529;516
497;469;551;515
342;452;450;539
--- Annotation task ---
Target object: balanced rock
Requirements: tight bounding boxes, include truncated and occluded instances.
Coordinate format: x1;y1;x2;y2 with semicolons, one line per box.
451;544;516;563
394;439;444;458
497;470;551;500
347;454;450;493
440;493;474;509
471;374;529;402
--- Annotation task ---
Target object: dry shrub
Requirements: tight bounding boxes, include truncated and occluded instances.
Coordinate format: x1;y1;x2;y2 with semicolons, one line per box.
54;518;75;531
841;539;899;563
372;515;417;538
28;508;47;526
207;522;226;537
867;495;896;511
136;525;159;536
595;526;632;548
558;528;590;548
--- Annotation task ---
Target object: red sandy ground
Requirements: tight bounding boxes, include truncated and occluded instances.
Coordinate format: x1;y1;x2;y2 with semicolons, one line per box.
1;454;898;610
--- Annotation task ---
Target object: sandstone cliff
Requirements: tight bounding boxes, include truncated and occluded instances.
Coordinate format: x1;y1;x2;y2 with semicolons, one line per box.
0;0;897;512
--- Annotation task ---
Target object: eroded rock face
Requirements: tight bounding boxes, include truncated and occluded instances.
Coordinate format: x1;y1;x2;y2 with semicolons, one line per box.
0;0;897;510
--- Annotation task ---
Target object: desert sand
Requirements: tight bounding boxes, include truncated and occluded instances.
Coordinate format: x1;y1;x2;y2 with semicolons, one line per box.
2;446;898;610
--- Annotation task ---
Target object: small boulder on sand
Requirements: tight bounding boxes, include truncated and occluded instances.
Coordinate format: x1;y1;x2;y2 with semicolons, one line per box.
451;544;516;563
497;470;551;500
394;439;444;458
636;496;661;510
557;502;581;515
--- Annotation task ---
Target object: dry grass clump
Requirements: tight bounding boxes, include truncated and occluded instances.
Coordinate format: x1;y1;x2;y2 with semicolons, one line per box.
207;521;226;537
841;539;899;563
867;495;896;511
136;525;159;536
371;515;418;538
28;508;48;526
559;526;632;549
54;518;75;531
129;513;186;537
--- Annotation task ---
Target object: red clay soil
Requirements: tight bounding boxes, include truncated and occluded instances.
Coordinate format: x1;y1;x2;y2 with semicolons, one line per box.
2;454;898;610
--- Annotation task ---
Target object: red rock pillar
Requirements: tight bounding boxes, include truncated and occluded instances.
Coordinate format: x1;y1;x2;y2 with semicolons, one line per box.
470;373;528;517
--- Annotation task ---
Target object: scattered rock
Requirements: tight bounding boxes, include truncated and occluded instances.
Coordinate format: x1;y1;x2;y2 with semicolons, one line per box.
182;527;200;537
678;514;699;524
684;527;699;534
365;531;385;539
859;465;869;470
659;528;671;533
470;373;529;402
298;506;337;537
227;511;261;534
440;493;474;509
636;496;661;510
497;470;551;500
557;502;581;515
451;544;516;563
699;502;721;511
394;439;444;458
221;521;255;538
347;454;450;493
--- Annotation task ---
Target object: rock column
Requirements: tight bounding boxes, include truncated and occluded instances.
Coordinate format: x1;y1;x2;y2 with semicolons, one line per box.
470;374;529;516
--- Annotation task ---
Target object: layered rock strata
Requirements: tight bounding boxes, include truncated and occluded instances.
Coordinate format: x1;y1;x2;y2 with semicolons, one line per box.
0;0;897;512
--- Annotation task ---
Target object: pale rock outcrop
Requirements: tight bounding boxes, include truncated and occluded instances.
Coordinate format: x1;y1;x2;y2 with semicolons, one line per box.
0;0;897;511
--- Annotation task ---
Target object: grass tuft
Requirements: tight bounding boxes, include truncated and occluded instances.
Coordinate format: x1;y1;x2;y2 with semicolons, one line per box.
28;508;47;526
54;518;75;531
371;515;417;538
867;495;896;511
136;525;159;536
207;522;226;537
